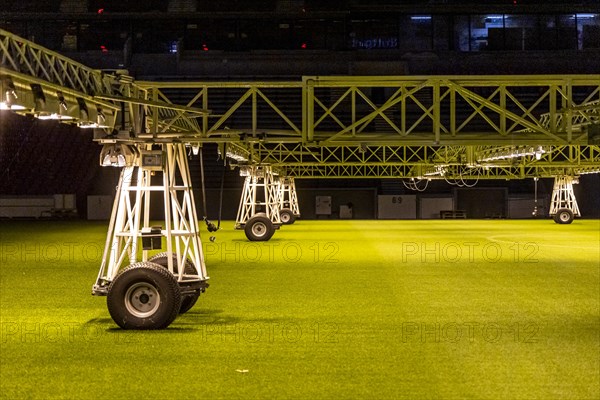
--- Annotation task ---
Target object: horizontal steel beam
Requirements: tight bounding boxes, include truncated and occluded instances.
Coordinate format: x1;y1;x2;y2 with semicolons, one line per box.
2;28;599;180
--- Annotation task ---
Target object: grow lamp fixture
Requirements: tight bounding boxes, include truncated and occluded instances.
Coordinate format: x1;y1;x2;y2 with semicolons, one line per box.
0;79;26;110
99;143;138;167
478;146;548;162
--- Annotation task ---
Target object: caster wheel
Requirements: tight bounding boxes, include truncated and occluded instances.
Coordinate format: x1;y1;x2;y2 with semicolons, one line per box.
279;208;296;225
245;214;275;241
107;262;181;329
553;208;574;224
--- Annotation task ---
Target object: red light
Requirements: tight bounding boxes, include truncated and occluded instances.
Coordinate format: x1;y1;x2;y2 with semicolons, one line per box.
202;44;209;51
97;8;104;14
100;45;108;53
301;43;307;49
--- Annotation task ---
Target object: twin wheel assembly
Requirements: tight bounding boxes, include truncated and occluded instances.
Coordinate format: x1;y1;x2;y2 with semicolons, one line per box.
279;208;297;225
244;208;297;241
552;208;575;224
107;253;203;330
236;167;301;241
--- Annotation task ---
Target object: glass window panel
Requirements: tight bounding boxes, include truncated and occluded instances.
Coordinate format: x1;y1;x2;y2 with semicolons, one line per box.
504;15;538;50
539;15;558;50
433;15;451;51
349;17;398;50
470;14;503;51
398;15;432;52
453;15;470;51
577;14;600;49
557;14;578;49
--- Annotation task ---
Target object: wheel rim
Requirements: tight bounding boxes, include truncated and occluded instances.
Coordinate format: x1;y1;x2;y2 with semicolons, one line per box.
281;213;290;223
251;221;268;237
124;282;160;318
559;212;570;222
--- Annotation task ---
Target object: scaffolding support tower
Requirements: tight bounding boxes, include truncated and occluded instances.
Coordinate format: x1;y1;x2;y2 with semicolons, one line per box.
278;177;301;224
235;165;282;241
549;175;581;224
92;143;209;328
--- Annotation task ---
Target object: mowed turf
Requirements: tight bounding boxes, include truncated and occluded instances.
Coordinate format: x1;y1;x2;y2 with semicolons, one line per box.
0;219;598;399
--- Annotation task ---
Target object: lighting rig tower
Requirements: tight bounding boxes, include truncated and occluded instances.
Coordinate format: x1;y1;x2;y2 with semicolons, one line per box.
235;165;282;241
92;141;209;329
549;175;581;224
278;176;301;224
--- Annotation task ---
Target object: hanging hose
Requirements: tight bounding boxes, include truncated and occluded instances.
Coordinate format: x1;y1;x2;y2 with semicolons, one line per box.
532;177;539;217
199;147;218;233
216;143;227;230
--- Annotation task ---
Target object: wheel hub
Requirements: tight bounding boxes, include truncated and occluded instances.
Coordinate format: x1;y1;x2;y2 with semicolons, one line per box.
252;222;267;237
125;282;160;318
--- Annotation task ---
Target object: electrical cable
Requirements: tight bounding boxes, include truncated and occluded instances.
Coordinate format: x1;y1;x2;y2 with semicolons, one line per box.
402;178;429;192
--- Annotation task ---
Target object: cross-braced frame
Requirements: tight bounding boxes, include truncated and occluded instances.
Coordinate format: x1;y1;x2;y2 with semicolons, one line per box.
93;143;208;294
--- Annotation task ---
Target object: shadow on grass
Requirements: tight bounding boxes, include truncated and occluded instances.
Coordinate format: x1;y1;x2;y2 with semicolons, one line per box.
85;309;298;334
84;317;114;325
228;239;287;244
85;316;205;333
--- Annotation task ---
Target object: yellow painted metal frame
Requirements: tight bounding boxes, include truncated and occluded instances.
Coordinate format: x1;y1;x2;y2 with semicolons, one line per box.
1;28;599;179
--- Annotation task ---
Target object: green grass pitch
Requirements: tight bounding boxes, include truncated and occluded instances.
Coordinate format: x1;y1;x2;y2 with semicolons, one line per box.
1;219;599;399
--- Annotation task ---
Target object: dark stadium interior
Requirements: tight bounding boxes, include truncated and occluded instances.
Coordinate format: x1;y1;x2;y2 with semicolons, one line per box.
1;0;599;219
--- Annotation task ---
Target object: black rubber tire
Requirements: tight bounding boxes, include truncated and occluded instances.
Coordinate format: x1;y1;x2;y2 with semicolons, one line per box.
149;252;195;275
245;214;275;241
179;290;201;314
149;252;200;314
553;208;574;224
279;208;296;225
107;262;181;329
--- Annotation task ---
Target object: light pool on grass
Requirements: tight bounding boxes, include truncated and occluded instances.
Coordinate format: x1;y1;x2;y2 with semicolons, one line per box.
1;219;598;399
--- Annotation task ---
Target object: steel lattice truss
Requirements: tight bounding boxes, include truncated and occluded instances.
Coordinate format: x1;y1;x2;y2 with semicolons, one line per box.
0;29;205;133
246;143;600;178
1;28;599;179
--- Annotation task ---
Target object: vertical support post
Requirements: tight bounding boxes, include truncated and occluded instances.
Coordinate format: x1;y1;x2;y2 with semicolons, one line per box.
289;177;300;216
235;172;252;229
163;144;174;274
499;85;506;135
266;167;282;225
433;80;440;144
281;177;301;217
564;79;573;143
352;87;356;137
549;85;557;135
401;85;406;135
252;88;257;136
306;78;314;142
450;85;455;137
202;86;208;136
152;88;158;135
